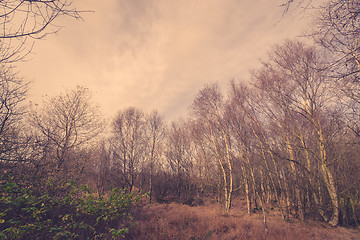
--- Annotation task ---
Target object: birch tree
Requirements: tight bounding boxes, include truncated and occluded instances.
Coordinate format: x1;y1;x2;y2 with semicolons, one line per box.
192;83;233;214
165;120;193;203
252;40;342;225
110;107;146;192
145;110;165;201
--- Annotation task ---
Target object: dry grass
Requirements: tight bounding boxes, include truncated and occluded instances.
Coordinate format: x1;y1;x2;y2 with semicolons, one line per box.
127;198;360;240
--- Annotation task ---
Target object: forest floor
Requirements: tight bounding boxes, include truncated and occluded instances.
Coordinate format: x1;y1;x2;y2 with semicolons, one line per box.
127;198;360;240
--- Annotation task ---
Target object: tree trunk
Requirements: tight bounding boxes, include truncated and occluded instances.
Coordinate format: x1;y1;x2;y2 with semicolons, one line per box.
318;127;339;226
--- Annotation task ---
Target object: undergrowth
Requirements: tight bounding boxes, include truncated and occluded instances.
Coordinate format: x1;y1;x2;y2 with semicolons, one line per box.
128;201;360;240
0;176;143;240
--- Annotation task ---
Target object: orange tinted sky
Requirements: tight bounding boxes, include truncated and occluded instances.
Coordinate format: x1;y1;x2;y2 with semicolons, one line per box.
18;0;315;120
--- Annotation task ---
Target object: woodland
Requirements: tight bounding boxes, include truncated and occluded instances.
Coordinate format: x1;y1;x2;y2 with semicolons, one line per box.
1;0;360;239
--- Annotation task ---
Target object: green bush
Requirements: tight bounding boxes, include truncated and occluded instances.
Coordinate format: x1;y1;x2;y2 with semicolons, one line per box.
0;176;143;239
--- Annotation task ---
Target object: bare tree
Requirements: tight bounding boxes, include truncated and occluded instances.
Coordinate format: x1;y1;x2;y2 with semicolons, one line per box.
226;83;255;216
0;65;28;168
229;82;270;231
145;110;165;201
29;86;105;179
87;139;112;196
285;0;360;99
110;107;146;192
311;0;360;143
313;0;360;75
0;0;83;64
188;119;218;200
191;83;233;214
280;0;313;13
165;120;193;203
251;40;344;225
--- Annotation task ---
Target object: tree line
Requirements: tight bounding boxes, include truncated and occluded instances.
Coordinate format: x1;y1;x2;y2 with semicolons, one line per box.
0;0;359;230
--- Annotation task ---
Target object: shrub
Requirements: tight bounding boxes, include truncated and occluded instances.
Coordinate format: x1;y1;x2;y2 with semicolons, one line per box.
0;176;143;239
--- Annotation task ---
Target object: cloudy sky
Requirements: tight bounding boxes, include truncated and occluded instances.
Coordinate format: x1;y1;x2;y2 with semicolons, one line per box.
18;0;315;120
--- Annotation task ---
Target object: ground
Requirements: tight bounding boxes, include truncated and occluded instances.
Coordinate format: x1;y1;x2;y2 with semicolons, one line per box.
127;198;360;240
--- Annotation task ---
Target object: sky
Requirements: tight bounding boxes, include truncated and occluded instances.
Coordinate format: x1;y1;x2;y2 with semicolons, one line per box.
17;0;315;121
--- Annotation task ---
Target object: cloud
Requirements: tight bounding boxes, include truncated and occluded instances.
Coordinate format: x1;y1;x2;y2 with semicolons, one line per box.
18;0;312;121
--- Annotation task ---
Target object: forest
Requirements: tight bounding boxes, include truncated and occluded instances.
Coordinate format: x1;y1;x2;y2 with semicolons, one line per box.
1;0;360;239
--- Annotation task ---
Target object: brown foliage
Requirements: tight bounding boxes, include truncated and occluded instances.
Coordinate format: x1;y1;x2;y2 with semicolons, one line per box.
128;199;360;240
